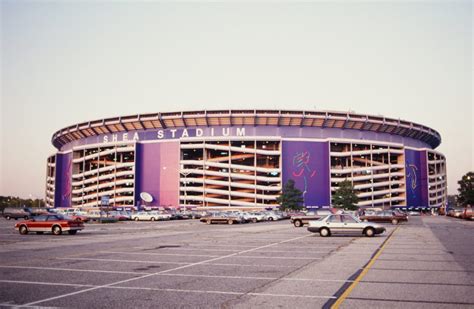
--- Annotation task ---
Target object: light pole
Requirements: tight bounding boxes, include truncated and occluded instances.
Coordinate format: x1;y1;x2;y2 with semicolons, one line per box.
180;166;191;213
303;191;307;208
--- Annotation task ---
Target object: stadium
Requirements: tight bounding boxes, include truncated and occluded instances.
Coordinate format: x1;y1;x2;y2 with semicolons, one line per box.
45;110;447;211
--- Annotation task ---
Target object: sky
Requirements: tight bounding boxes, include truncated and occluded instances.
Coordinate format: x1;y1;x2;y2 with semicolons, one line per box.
1;1;472;199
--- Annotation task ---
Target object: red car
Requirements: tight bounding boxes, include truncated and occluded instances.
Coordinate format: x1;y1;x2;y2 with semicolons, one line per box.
66;213;90;223
15;214;84;235
461;206;473;220
359;210;408;225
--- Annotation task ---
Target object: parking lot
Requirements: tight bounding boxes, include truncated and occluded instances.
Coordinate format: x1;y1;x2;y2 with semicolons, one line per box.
0;216;472;308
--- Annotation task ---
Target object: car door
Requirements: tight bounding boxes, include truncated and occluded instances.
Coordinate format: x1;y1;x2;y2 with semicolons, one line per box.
381;211;393;223
326;215;344;233
341;214;364;235
28;215;48;232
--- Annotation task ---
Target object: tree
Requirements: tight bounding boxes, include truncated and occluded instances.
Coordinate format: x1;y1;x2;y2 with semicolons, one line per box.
457;172;474;207
332;180;359;210
0;196;45;212
277;179;304;211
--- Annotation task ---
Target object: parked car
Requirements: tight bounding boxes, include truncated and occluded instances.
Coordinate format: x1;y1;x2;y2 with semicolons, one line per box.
66;213;90;223
263;211;284;221
240;212;265;223
169;211;191;220
188;211;203;219
157;211;173;220
131;211;171;221
15;214;84;235
2;207;31;220
448;209;464;218
291;209;334;227
359;210;408;225
86;210;109;220
23;207;49;216
251;212;268;222
108;211;130;221
132;211;157;221
200;212;244;225
307;214;386;237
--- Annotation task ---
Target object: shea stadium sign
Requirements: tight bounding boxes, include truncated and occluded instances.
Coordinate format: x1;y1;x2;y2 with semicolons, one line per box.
102;127;247;143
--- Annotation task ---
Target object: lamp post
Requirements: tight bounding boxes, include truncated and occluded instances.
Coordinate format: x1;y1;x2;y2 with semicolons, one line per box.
303;191;307;208
180;170;190;212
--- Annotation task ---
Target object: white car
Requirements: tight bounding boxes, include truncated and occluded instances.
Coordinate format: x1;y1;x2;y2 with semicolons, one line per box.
131;211;164;221
158;212;172;220
237;212;266;223
307;214;386;237
262;211;282;221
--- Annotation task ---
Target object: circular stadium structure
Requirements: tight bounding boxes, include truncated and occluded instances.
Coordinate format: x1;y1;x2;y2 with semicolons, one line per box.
45;110;447;210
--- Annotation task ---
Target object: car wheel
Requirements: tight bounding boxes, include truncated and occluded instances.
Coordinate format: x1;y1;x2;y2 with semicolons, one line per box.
19;225;28;235
150;217;156;221
319;228;330;237
134;217;139;221
268;217;274;221
52;225;62;235
228;219;234;225
294;220;302;227
365;227;375;237
5;216;11;220
24;216;29;220
206;219;211;225
68;230;77;235
252;218;257;223
391;219;398;225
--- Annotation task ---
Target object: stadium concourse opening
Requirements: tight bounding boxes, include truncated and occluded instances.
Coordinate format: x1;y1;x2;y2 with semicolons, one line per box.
46;110;447;211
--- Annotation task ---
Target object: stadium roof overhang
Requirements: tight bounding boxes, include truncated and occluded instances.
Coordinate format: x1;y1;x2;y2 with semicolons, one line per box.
51;110;442;149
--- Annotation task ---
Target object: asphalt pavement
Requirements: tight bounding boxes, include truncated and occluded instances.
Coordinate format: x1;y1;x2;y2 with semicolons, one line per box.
0;215;472;308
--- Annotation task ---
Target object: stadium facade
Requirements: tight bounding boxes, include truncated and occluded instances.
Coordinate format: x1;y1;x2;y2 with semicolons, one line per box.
45;110;447;210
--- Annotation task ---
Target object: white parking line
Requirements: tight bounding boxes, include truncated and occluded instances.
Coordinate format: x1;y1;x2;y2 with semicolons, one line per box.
102;251;220;258
0;280;336;299
57;257;296;268
0;280;93;288
100;250;321;260
132;247;339;253
0;265;148;275
22;234;312;307
58;257;190;265
0;266;354;283
233;255;320;260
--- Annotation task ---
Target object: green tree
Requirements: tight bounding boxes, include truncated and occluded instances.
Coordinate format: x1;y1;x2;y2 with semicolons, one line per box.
332;180;359;210
457;172;474;207
0;196;46;212
277;179;304;211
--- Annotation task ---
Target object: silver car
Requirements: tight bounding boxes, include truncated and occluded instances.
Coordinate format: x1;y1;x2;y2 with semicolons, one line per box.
307;214;386;237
